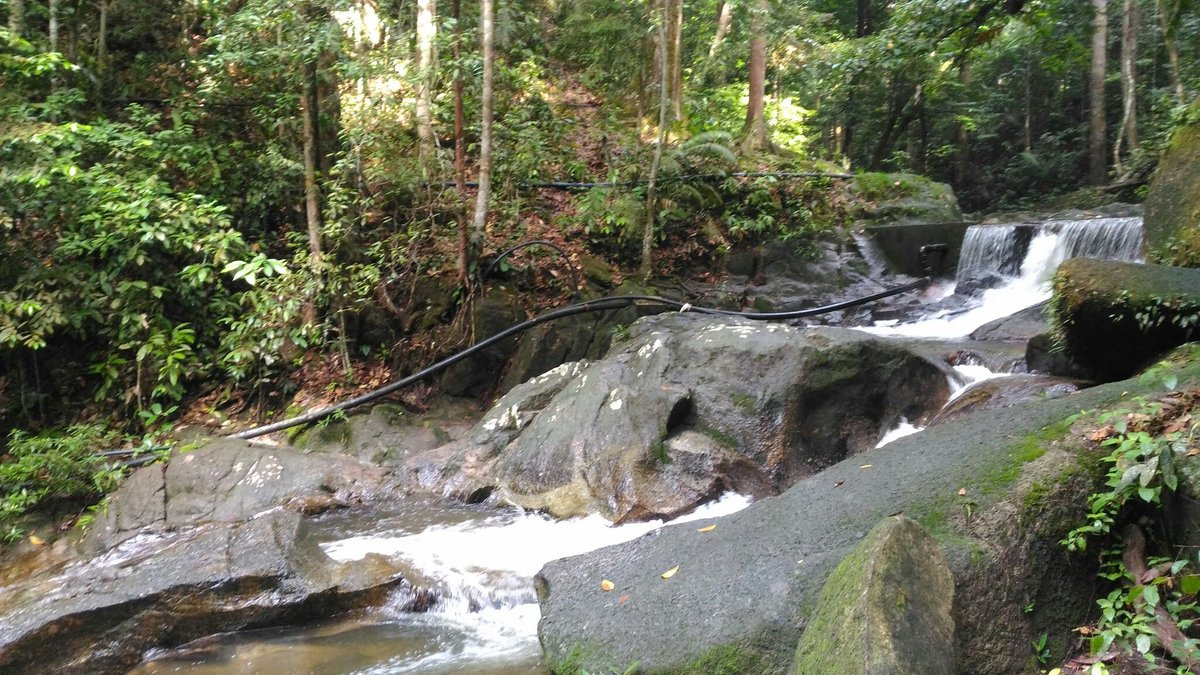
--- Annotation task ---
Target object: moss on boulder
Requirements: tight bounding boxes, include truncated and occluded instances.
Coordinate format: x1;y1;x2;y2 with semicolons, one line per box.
1144;103;1200;266
1049;258;1200;380
792;516;955;675
846;172;963;226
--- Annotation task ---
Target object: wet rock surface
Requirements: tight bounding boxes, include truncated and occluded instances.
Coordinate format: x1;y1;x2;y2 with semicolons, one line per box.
84;439;394;553
534;370;1193;674
931;374;1087;425
0;509;421;675
399;312;951;521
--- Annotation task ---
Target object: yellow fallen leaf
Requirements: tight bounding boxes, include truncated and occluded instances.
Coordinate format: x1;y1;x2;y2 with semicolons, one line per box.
28;535;44;546
957;488;968;496
661;565;679;579
600;579;615;592
859;464;873;469
697;524;716;533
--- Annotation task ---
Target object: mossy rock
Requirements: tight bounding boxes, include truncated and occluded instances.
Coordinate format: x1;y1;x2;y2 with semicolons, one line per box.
793;515;954;675
846;172;963;226
1144;102;1200;267
1049;258;1200;380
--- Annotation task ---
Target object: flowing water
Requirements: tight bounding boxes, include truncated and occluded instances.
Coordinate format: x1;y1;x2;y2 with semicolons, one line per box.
131;216;1144;674
132;495;753;674
863;216;1144;339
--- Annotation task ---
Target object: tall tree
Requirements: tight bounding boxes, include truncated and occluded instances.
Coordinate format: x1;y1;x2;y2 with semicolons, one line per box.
471;0;494;262
48;0;59;50
667;0;684;126
1154;0;1186;104
416;0;437;163
301;59;324;324
453;0;469;285
697;0;734;84
739;0;772;153
1113;0;1138;175
7;0;23;38
1088;0;1108;185
642;0;669;278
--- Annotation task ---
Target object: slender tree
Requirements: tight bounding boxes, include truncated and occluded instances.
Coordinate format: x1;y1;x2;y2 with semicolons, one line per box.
50;0;60;49
8;0;23;38
697;0;734;85
739;0;772;153
667;0;684;126
1088;0;1108;185
301;60;324;324
641;0;669;278
453;0;469;285
1154;0;1186;105
416;0;437;163
471;0;494;262
1113;0;1138;175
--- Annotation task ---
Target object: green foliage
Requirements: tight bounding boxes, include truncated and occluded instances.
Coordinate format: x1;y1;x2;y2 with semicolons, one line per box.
1061;371;1200;670
0;424;124;542
0;104;288;420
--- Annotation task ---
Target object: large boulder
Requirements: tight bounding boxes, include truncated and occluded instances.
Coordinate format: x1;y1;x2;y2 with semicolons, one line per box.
534;351;1200;674
846;172;963;226
1144;103;1200;266
401;313;950;522
293;399;479;466
0;509;424;674
1049;258;1200;380
792;516;955;675
84;439;392;553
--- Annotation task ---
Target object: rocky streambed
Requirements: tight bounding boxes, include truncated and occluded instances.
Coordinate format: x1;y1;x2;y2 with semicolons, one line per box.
4;211;1200;674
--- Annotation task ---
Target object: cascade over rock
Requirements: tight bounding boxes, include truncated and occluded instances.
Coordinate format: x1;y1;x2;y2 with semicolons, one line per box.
399;312;950;521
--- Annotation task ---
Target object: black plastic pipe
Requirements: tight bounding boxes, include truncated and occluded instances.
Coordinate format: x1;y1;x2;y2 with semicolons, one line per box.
227;277;928;440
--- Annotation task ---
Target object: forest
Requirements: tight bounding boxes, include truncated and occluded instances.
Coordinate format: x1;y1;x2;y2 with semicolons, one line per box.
1;0;1199;537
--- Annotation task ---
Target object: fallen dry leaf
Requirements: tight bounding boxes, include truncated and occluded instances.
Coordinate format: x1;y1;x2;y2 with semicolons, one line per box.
957;488;968;496
1189;447;1200;457
697;524;716;533
600;579;615;592
28;535;44;547
617;594;631;605
833;480;845;488
859;464;873;469
661;565;679;579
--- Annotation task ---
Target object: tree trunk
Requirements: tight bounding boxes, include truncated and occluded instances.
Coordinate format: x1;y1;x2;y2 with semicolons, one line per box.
739;0;772;153
7;0;23;39
954;59;971;186
301;61;324;324
1088;0;1108;186
667;0;684;126
641;0;670;279
1113;0;1138;175
416;0;437;163
453;0;469;285
96;0;110;105
1154;0;1185;105
471;0;494;261
697;0;733;84
48;0;59;50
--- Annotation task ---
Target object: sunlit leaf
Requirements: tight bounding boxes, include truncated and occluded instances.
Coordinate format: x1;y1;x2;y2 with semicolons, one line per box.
600;579;615;591
661;565;679;579
697;524;716;533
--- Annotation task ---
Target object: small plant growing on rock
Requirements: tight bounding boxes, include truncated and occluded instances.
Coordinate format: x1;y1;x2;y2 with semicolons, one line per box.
1062;376;1200;672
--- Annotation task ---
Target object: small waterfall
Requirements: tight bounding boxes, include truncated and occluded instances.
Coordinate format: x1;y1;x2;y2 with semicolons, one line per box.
1043;216;1144;268
957;216;1143;284
865;216;1144;339
955;225;1033;281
